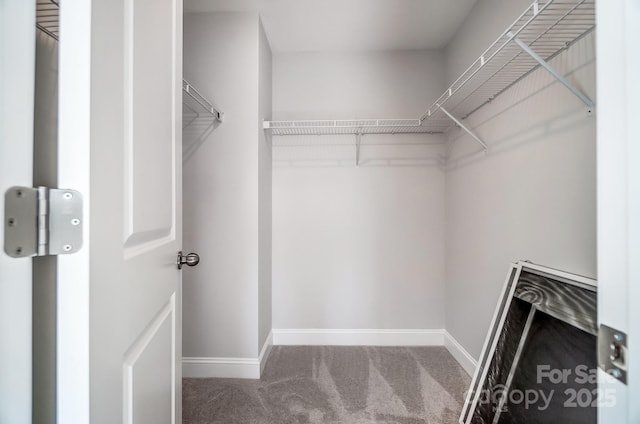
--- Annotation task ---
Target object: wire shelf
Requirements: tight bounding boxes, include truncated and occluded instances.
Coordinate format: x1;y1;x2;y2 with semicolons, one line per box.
421;0;595;126
36;0;592;151
182;80;223;128
264;119;449;136
265;0;595;151
36;0;60;41
34;0;222;131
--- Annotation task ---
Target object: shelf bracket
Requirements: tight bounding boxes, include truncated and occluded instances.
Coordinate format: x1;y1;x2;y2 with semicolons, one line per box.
510;34;595;110
355;132;362;166
439;107;488;152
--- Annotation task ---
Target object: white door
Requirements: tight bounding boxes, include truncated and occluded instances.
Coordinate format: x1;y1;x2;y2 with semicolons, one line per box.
0;1;35;423
56;0;184;422
596;0;639;423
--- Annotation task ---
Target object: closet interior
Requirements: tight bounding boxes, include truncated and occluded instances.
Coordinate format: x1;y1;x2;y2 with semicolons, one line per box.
181;0;597;421
30;0;598;421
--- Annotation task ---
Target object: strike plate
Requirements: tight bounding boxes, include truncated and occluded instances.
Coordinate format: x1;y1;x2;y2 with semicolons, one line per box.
598;324;627;385
4;186;83;257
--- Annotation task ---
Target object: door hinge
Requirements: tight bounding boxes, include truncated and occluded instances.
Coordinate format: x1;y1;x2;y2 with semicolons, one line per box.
4;186;83;258
598;324;628;385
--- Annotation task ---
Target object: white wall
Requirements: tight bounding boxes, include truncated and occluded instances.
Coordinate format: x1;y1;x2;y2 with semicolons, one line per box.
443;0;597;359
183;12;266;360
258;20;273;351
272;51;447;331
273;51;444;121
444;0;532;85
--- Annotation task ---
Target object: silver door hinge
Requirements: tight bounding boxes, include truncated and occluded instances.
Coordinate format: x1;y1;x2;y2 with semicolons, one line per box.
598;324;628;385
4;186;83;258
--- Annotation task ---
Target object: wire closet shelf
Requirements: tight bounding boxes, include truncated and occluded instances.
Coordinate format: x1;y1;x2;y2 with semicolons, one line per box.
35;0;222;129
182;80;223;127
264;0;595;143
421;0;595;127
263;119;449;136
36;0;60;40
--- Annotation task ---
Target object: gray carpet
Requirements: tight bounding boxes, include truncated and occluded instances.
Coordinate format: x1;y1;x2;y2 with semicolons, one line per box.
183;346;471;424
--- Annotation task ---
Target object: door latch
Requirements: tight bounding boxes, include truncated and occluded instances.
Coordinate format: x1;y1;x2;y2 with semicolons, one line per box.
598;324;627;384
4;186;83;257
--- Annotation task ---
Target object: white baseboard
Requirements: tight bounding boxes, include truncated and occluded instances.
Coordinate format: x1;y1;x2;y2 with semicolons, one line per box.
444;330;477;376
183;330;477;379
259;331;273;374
182;356;262;379
183;331;273;379
272;328;445;346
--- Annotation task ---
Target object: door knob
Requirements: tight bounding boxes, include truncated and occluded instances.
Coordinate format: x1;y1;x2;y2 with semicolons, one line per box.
177;251;200;270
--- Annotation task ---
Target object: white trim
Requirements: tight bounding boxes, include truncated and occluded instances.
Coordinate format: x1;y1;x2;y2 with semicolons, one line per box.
518;261;596;288
272;328;445;346
0;1;35;422
259;331;273;374
596;1;638;422
183;331;273;379
463;265;523;424
183;329;480;380
459;264;520;424
57;0;91;422
182;356;261;379
444;331;477;377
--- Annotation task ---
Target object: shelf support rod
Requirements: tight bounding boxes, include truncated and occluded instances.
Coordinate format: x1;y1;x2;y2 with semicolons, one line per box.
510;34;595;109
439;107;488;151
356;132;362;166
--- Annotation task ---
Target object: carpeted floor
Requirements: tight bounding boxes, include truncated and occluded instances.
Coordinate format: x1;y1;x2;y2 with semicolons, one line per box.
183;346;471;424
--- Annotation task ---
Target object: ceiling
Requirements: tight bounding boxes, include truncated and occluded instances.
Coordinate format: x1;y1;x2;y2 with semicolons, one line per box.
184;0;478;53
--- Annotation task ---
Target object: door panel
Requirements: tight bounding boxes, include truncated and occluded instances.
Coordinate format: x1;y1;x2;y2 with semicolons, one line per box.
0;1;35;423
57;0;183;421
91;0;182;424
124;0;176;251
124;296;176;424
120;0;182;419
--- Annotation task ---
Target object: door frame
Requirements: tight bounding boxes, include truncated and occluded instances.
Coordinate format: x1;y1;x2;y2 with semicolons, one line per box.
596;0;639;422
0;1;35;423
56;0;91;422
